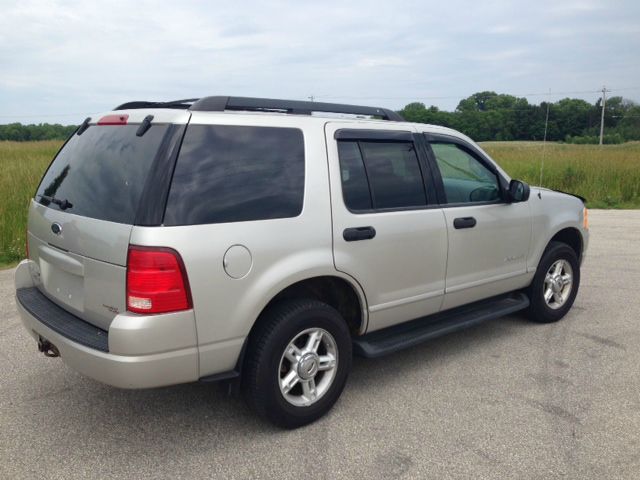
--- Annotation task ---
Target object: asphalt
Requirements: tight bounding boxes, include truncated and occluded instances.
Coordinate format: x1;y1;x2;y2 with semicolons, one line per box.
1;210;639;479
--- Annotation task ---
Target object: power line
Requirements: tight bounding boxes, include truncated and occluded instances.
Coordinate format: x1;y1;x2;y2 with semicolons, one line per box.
1;87;637;120
605;86;640;92
314;87;637;102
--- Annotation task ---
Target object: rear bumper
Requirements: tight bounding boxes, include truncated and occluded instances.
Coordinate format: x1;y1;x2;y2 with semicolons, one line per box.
15;260;199;389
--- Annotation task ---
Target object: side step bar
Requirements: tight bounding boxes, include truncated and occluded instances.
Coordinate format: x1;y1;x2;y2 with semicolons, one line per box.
353;293;529;358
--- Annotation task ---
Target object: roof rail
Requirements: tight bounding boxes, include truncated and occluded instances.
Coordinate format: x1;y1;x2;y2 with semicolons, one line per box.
190;96;404;121
113;96;405;121
114;98;198;110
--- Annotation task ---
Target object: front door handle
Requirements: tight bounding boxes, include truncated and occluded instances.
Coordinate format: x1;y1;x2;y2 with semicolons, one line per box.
453;217;476;229
343;226;376;242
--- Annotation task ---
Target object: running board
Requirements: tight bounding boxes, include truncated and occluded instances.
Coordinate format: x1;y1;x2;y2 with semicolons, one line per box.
353;293;529;358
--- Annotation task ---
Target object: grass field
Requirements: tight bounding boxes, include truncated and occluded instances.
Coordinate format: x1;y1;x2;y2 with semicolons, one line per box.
1;140;639;268
1;141;61;267
482;141;640;209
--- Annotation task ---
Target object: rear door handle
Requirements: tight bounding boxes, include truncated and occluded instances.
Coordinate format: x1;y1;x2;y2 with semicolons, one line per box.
453;217;476;229
343;226;376;242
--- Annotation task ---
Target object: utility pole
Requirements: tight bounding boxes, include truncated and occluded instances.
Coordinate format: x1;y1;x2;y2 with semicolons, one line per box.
599;86;608;146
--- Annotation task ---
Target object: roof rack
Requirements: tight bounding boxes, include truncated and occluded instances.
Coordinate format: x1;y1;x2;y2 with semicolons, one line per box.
114;98;198;110
113;96;404;121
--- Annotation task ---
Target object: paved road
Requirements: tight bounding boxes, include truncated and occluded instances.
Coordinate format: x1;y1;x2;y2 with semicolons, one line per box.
1;210;639;479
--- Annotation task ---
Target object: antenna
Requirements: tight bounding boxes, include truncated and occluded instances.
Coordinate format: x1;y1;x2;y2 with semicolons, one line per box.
539;89;551;188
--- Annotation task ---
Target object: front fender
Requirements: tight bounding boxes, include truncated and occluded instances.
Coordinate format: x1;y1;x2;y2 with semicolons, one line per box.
527;188;588;272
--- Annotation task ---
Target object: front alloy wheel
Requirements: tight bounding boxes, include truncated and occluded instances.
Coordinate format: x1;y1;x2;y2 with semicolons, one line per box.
526;241;580;323
543;259;573;310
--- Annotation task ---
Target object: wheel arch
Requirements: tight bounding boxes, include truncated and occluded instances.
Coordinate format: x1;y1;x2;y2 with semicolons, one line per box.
530;223;586;274
248;274;369;342
549;227;584;262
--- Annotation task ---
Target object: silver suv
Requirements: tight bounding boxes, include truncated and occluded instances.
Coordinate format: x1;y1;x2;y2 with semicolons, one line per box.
15;96;589;428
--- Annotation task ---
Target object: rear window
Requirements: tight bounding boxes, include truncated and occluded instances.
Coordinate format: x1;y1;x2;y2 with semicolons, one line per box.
163;125;305;225
35;124;170;224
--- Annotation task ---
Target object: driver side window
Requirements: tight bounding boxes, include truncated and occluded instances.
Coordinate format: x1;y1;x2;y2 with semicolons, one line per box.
430;142;501;204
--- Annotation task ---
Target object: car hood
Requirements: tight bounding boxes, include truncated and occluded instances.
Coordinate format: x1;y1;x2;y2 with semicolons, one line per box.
535;186;586;204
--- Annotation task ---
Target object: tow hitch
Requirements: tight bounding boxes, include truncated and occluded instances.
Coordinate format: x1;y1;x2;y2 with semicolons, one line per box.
37;337;60;358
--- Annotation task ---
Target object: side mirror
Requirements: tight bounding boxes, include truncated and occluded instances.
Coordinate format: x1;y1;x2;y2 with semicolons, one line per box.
507;179;530;203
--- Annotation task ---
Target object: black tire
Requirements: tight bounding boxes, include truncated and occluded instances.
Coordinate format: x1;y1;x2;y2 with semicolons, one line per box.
526;241;580;323
242;299;352;428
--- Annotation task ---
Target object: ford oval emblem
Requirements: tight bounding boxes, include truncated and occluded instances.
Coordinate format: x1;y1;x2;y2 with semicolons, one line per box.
51;222;62;235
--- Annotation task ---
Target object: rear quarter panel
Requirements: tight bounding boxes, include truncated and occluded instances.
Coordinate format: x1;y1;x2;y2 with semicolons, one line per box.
130;114;366;377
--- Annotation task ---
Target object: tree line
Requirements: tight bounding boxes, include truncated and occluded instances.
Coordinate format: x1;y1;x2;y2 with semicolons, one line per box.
399;91;640;144
1;92;639;143
0;123;77;142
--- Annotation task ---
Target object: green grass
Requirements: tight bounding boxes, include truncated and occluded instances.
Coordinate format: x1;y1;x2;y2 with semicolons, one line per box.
0;141;60;267
482;141;640;209
1;140;639;267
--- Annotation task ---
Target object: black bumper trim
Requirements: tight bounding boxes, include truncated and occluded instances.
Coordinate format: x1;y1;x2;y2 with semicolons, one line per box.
16;287;109;352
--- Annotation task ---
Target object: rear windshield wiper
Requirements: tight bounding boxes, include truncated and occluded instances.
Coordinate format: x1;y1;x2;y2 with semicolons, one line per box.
38;195;73;211
77;117;91;136
136;115;154;137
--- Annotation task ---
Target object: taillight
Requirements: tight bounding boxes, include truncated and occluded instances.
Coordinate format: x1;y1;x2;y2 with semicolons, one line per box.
126;246;192;314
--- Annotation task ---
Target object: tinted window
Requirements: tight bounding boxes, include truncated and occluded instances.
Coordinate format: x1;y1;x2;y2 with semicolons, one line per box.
360;142;426;209
35;124;170;224
164;125;304;225
430;142;501;204
338;140;426;211
338;142;372;210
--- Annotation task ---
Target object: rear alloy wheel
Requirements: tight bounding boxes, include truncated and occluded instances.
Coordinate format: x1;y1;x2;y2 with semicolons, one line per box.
278;327;339;407
526;241;580;323
243;299;352;428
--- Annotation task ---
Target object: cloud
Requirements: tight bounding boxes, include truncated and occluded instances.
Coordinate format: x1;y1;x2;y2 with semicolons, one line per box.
0;0;638;123
472;49;530;63
486;25;517;35
356;57;410;68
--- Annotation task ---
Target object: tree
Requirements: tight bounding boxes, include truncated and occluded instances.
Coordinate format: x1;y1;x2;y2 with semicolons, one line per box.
399;93;639;142
0;123;76;141
456;91;500;112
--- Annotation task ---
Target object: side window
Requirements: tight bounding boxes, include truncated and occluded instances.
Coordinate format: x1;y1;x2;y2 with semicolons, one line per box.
164;125;304;225
338;142;372;210
337;140;427;211
430;142;501;204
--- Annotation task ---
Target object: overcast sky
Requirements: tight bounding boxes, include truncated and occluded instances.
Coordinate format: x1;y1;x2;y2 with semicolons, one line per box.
1;0;639;124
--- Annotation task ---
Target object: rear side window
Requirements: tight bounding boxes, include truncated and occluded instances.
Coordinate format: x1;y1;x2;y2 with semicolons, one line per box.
337;140;427;211
164;125;304;225
337;142;372;210
35;124;170;224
